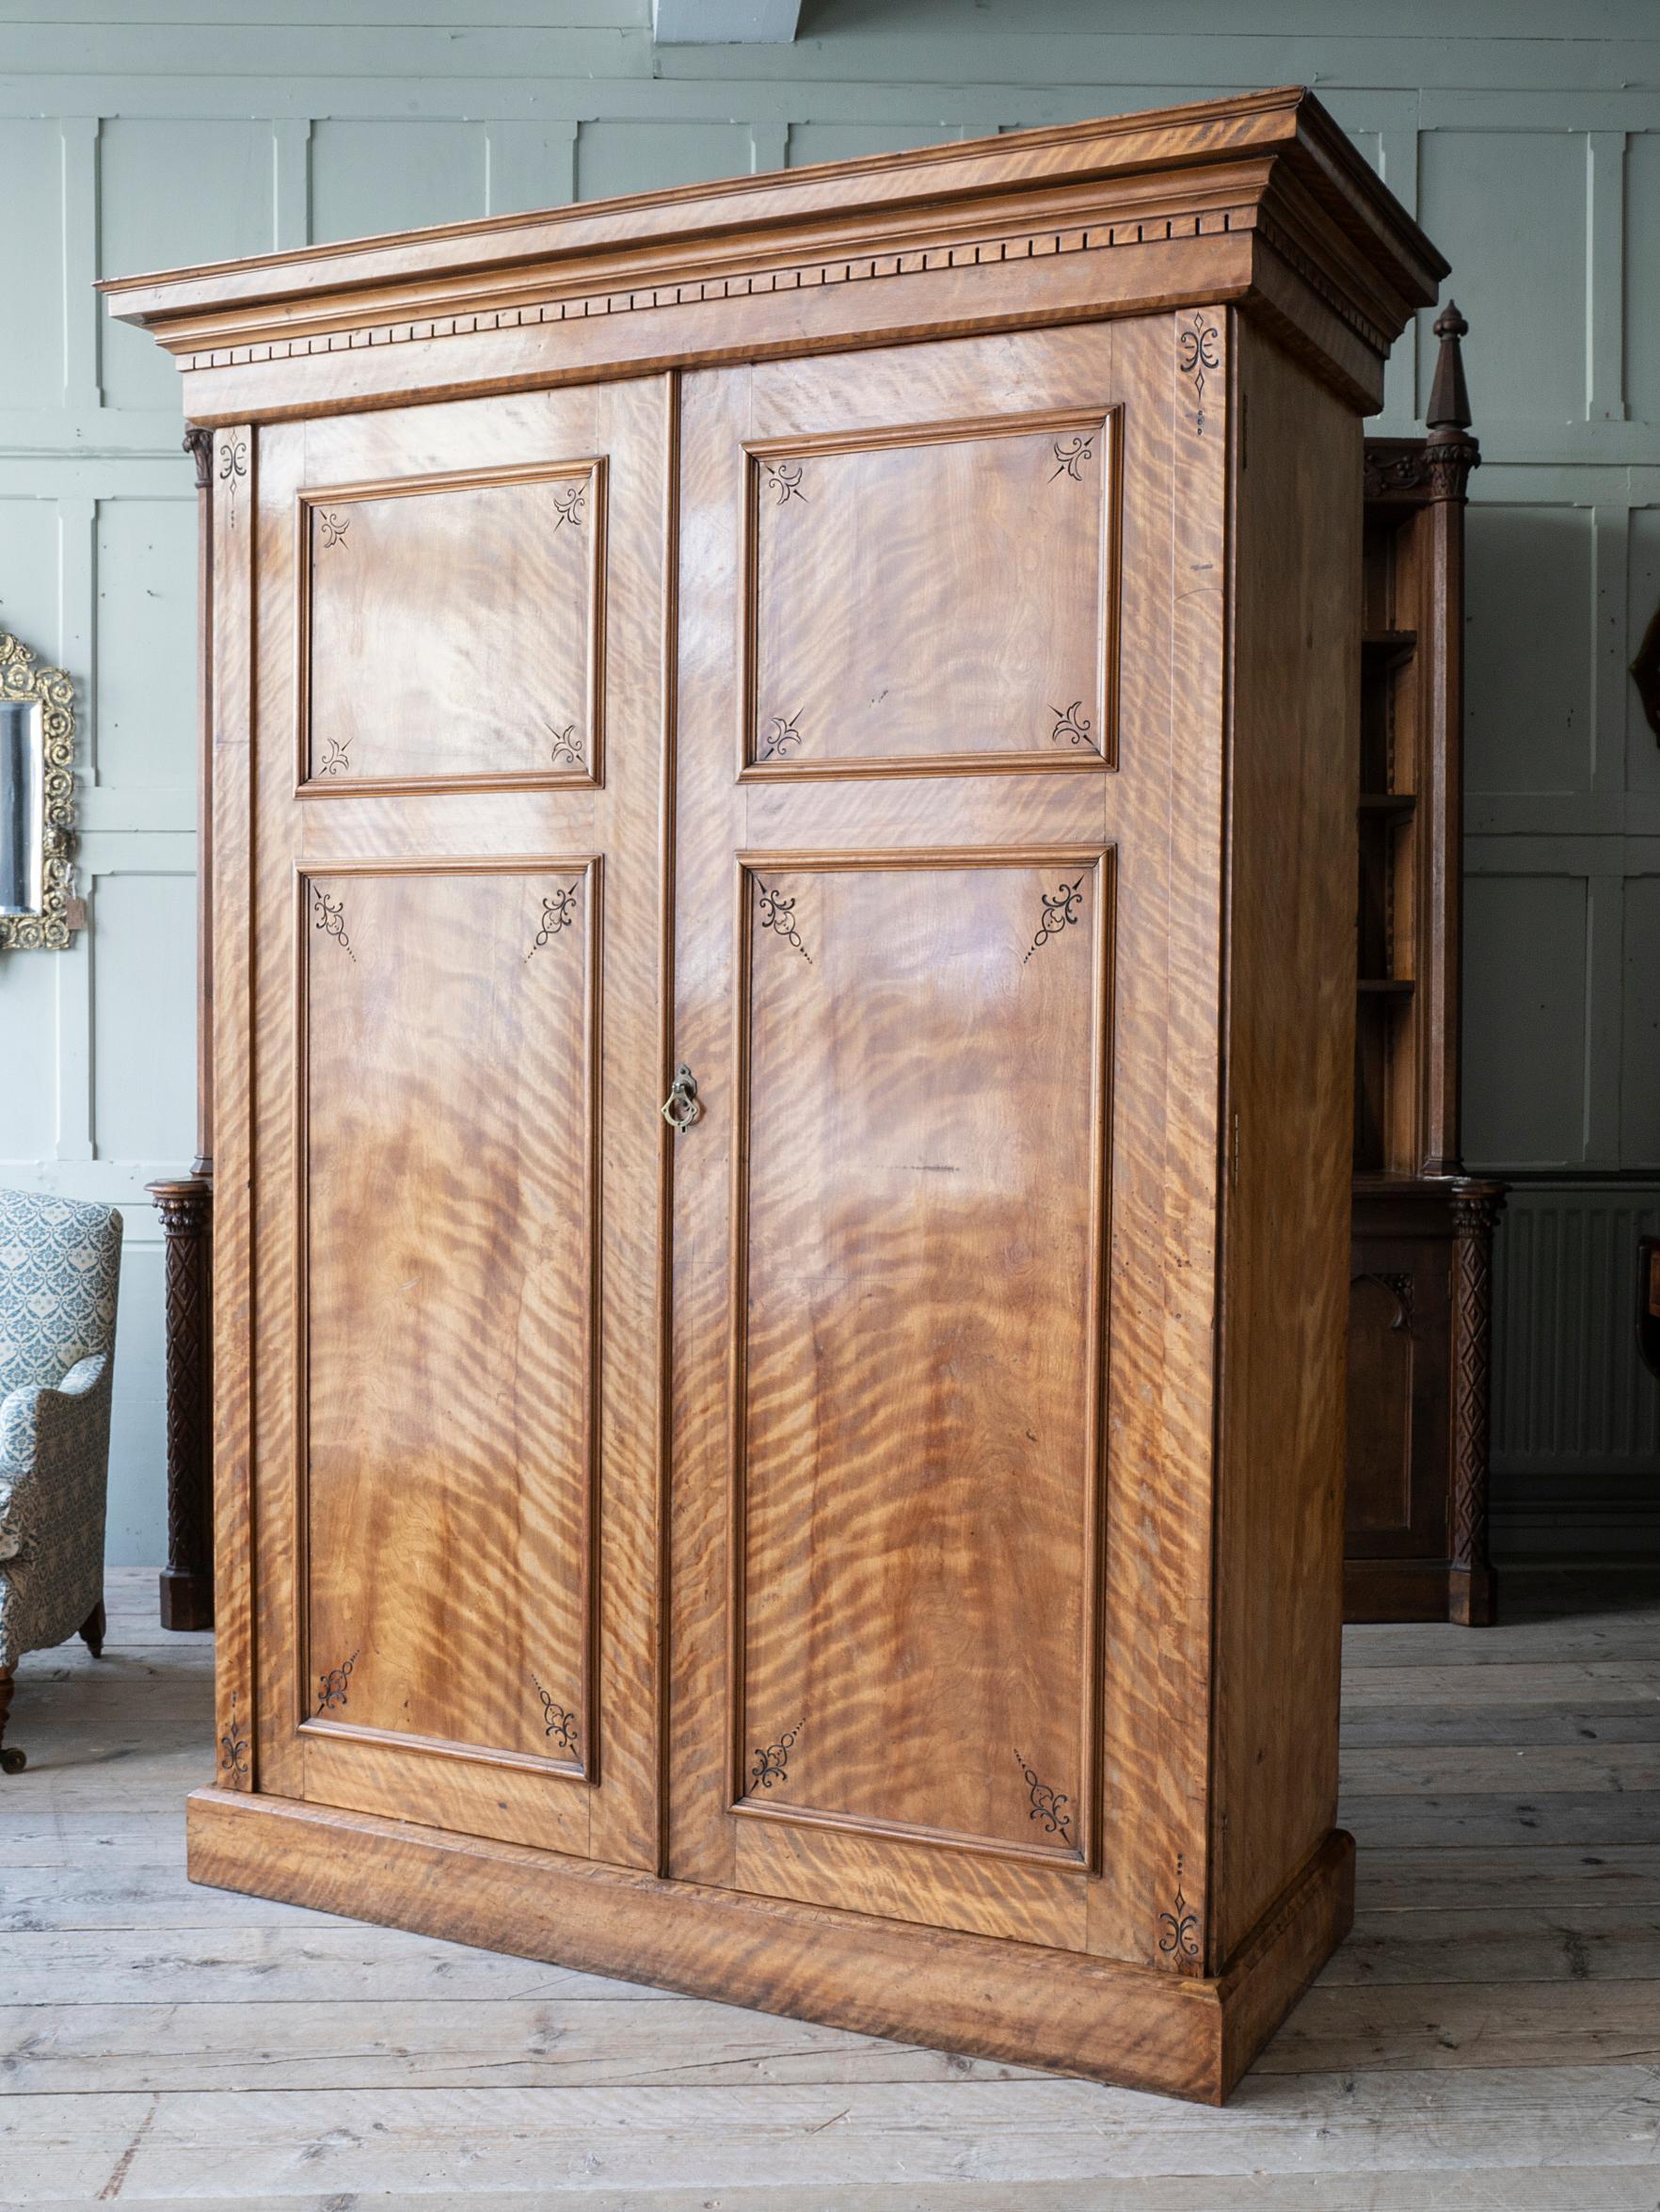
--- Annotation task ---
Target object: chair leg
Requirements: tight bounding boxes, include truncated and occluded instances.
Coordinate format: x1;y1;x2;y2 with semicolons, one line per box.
0;1667;23;1774
79;1601;106;1659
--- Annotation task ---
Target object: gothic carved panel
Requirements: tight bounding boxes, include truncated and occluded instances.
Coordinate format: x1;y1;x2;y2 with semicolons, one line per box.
743;413;1117;777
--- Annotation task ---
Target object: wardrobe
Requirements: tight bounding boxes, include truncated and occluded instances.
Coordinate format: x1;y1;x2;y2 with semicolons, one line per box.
104;85;1445;2104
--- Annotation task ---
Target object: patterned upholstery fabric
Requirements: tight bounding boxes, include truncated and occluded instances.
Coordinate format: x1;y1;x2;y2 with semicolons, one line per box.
0;1189;122;1669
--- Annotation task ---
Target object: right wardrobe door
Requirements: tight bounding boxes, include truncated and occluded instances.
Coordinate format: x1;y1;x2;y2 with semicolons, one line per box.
666;318;1222;1962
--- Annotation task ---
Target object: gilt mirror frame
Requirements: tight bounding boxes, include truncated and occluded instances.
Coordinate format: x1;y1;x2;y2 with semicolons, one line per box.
0;631;77;951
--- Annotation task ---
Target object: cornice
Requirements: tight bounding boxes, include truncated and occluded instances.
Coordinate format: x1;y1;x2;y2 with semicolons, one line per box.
101;87;1445;390
172;198;1271;377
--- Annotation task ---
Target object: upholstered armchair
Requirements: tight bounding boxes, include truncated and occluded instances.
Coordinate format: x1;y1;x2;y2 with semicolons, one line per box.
0;1188;122;1773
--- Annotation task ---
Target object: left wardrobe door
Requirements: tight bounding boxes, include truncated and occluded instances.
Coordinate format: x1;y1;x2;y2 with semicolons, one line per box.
227;382;671;1867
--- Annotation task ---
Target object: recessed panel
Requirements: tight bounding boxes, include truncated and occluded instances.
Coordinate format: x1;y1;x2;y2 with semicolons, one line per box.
1345;1274;1413;1533
301;864;597;1773
734;857;1109;1861
301;466;602;790
746;417;1113;774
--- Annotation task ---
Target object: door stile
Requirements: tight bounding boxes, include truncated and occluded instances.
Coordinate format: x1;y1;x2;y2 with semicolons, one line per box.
210;423;257;1798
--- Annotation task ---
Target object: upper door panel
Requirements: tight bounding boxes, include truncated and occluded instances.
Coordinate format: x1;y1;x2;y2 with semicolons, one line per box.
299;460;604;793
744;410;1116;776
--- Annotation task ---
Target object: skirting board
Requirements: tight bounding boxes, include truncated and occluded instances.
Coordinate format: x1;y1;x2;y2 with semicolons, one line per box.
1492;1471;1660;1559
186;1788;1354;2105
1345;1558;1497;1626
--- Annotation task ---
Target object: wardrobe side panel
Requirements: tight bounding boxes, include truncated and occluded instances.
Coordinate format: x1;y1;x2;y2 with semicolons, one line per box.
1212;319;1360;1964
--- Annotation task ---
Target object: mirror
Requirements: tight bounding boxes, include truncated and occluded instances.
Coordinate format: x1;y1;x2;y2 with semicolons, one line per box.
0;699;43;918
0;633;77;950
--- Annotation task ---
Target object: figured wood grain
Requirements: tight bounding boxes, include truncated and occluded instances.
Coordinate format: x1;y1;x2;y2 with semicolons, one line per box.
99;88;1445;429
735;854;1108;1865
184;1786;1353;2106
301;462;602;791
300;859;598;1776
209;425;255;1795
243;381;672;1868
746;414;1112;773
668;328;1126;1950
119;93;1440;2106
1210;318;1359;1964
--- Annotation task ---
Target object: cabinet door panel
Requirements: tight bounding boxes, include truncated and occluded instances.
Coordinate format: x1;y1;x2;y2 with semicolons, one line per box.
302;860;597;1773
736;854;1109;1866
746;415;1112;773
247;383;668;1867
301;463;601;791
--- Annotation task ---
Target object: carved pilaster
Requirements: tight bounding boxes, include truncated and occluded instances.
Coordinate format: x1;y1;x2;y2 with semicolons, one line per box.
1448;1179;1506;1626
149;1176;215;1631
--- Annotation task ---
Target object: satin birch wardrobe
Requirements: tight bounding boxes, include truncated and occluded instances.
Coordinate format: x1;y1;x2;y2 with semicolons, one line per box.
104;85;1445;2103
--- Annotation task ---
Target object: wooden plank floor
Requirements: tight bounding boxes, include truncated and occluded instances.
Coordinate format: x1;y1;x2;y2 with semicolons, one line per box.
3;1567;1658;2208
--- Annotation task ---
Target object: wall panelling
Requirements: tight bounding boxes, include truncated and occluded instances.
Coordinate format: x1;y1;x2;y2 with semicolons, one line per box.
4;1;1658;1562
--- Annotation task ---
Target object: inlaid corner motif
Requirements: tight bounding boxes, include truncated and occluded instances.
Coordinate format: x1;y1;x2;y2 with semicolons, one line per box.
1014;1749;1074;1846
315;1650;359;1717
315;509;350;550
551;481;586;530
1049;701;1094;750
544;721;587;771
1157;1855;1202;1962
532;1675;579;1755
1049;434;1095;484
317;732;351;778
751;1718;805;1791
311;884;356;962
1177;312;1221;437
1023;874;1086;965
756;879;813;963
218;437;248;529
758;712;803;762
760;459;807;506
218;1691;249;1784
525;882;582;961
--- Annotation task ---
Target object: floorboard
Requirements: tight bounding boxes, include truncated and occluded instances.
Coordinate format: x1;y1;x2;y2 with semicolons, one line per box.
0;1565;1654;2202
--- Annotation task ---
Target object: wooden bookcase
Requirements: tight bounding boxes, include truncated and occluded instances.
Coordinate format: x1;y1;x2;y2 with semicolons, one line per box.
105;88;1445;2103
1345;306;1507;1626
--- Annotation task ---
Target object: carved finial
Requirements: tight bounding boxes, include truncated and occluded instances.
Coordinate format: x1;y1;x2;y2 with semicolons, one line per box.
1423;299;1478;501
183;425;214;491
1427;301;1472;435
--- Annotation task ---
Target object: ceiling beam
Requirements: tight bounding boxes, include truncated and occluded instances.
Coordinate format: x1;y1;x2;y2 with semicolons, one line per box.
652;0;803;42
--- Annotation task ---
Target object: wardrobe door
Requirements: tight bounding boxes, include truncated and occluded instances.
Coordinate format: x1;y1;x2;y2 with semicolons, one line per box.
668;327;1176;1951
243;381;670;1867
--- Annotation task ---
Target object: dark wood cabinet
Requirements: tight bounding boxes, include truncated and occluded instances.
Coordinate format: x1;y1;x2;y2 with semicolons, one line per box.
106;87;1445;2102
1344;308;1506;1625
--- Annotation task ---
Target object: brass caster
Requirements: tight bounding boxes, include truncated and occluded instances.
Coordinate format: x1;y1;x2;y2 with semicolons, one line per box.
0;1746;25;1774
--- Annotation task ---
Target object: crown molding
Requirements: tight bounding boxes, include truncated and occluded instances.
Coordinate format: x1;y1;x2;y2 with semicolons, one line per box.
102;88;1445;423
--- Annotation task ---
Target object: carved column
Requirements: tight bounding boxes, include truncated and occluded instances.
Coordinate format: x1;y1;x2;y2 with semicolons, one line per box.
1448;1178;1506;1627
1418;301;1479;1179
149;1176;215;1629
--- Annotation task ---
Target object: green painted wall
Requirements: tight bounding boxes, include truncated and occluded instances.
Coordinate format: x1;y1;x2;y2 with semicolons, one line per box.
2;0;1657;1562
